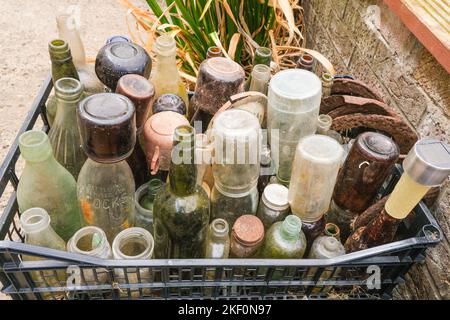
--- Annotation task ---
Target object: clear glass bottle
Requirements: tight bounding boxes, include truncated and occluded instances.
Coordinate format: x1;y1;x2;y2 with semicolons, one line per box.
288;135;343;223
205;218;230;259
134;179;163;233
150;34;188;113
249;64;271;95
77;93;136;243
20;208;67;299
321;72;333;98
230;215;264;258
153;125;210;259
56;13;105;94
67;226;112;284
267;69;322;185
316;114;343;144
46;39;80;126
48;78;87;179
260;215;306;259
257;183;290;230
17;131;83;241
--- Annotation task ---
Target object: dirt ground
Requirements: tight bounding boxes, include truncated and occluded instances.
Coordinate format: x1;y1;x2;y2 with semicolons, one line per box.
0;0;148;300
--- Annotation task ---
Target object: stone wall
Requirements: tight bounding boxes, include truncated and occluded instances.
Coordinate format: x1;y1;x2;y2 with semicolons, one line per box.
302;0;450;299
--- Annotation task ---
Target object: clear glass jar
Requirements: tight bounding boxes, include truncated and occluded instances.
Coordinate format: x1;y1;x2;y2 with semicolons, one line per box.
67;226;112;283
48;78;87;179
268;69;322;185
212;109;261;194
260;215;306;259
230;215;264;258
249;64;271;95
288;135;343;223
211;184;259;230
205;218;230;259
134;179;163;233
17;131;83;241
257;183;290;230
20;208;67;299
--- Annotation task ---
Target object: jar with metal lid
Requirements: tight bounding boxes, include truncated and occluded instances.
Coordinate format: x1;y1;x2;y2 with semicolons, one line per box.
230;215;264;258
257;183;290;230
77;93;136;243
288;135;344;223
212;109;261;194
268;69;322;185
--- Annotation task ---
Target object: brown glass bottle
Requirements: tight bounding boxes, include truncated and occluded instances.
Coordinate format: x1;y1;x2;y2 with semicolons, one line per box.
297;53;314;71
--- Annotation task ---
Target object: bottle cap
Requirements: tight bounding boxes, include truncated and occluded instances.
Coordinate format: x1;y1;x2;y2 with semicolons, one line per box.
403;138;450;186
262;183;289;210
232;215;264;246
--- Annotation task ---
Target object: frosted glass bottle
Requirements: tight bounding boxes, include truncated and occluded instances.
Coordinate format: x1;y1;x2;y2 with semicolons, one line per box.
48;78;87;179
150;34;188;114
267;69;322;185
17;131;83;241
288;135;343;223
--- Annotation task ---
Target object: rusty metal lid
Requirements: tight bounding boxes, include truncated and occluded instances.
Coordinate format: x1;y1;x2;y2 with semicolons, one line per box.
232;215;264;246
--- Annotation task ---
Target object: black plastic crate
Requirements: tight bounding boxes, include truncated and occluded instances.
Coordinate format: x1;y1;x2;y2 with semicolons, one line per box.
0;75;443;300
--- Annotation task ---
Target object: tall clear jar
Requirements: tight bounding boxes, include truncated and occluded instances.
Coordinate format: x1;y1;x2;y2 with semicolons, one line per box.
205;218;230;259
267;69;322;185
48;78;87;179
256;183;290;230
77;93;136;243
134;179;163;233
288;135;343;223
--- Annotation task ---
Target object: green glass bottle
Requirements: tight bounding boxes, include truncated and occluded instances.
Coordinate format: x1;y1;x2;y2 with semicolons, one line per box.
46;39;80;126
17;130;83;241
153;125;210;259
134;179;164;233
260;215;307;259
48;78;87;179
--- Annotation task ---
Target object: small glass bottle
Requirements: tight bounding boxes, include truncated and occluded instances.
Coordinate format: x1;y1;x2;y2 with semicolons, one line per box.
257;144;276;194
260;215;306;259
205;218;230;259
257;183;290;230
48;78;87;179
152;94;187;116
77;93;136;243
316;115;343;144
134;179;163;233
230;215;264;258
324;223;341;242
206;46;223;59
321;72;333;98
249;64;271;95
153;125;210;259
17;131;83;241
46;39;80;126
67;226;112;283
297;52;315;71
116;74;156;188
253;47;272;67
20;208;67;299
150;34;189;111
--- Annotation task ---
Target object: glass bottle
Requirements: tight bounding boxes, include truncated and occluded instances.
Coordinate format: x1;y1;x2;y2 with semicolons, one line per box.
106;35;131;44
302;216;325;254
297;52;314;71
267;69;322;185
116;74;155;188
329;132;399;240
230;215;264;258
56;13;105;94
257;183;290;230
195;133;214;190
253;47;272;67
316;114;342;143
260;215;306;259
48;78;87;179
150;34;188;112
134;179;163;233
205;218;230;259
77;93;136;243
257;144;275;194
249;64;271;95
17;131;83;241
324;223;341;242
345;139;450;252
153;125;210;259
288;135;343;223
321;72;333;98
206;46;223;59
20;208;67;299
46;39;80;126
67;226;112;284
152;94;186;116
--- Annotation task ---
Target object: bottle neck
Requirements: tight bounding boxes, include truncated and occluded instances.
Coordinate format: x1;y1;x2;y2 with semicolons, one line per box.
209;219;229;241
146;179;163;201
56;14;87;67
49;40;79;82
19;131;55;164
54;78;84;122
364;209;401;247
155;52;178;74
280;216;302;241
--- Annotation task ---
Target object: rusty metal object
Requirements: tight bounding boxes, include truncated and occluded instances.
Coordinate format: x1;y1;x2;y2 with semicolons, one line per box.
331;78;383;101
320;95;398;117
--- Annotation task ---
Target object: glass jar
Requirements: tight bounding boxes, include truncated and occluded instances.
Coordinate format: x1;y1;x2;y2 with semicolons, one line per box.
230;215;264;258
249;64;271;95
212;109;261;194
152;94;186;116
77;93;136;243
260;215;306;259
134;179;163;233
17;131;83;241
67;226;112;283
48;78;87;179
257;183;290;230
288;135;344;223
267;69;322;185
205;218;230;259
211;184;259;229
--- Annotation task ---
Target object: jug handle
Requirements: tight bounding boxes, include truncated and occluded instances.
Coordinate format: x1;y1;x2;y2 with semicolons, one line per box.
150;146;160;175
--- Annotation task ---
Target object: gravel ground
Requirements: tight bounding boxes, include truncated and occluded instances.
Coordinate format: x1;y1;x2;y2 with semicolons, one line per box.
0;0;148;300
